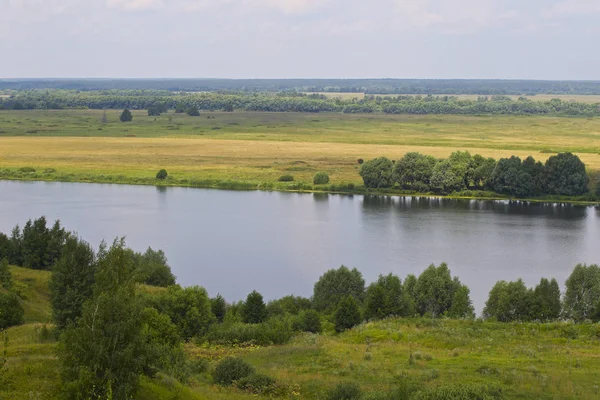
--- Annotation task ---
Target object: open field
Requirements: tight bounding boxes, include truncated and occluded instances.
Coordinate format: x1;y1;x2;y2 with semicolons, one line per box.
1;110;600;190
311;92;600;103
3;266;600;399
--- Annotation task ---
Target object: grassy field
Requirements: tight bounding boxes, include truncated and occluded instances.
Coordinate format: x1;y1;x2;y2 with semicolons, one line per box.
1;110;600;192
311;92;600;103
2;266;600;399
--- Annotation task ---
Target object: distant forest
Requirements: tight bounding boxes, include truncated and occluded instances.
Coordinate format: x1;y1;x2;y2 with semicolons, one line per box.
3;78;600;95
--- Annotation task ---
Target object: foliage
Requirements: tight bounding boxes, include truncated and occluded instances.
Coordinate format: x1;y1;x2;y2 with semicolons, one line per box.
544;152;589;196
313;266;365;311
430;159;467;195
211;294;227;323
278;175;294;182
155;169;168;180
186;107;200;117
0;291;24;329
267;295;312;317
49;236;96;330
235;373;277;395
334;295;362;333
414;263;471;318
296;309;322;333
147;107;161;116
563;264;600;321
313;172;330;185
483;279;533;322
17;217;68;270
360;157;394;188
0;258;12;290
325;382;362;400
203;315;294;345
242;290;268;324
393;152;437;190
134;247;175;287
447;283;475;319
212;357;255;386
411;384;503;400
119;108;133;122
531;278;561;321
365;273;409;320
59;238;145;399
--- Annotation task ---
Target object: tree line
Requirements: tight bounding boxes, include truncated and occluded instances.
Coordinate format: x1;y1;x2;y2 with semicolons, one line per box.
359;151;592;197
1;217;600;398
3;78;600;95
2;90;600;116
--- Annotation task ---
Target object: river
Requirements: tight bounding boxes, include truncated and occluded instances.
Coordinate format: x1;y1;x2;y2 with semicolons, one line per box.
1;180;598;314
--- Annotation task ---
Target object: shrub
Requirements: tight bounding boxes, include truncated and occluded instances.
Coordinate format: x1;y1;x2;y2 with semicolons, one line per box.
156;169;168;180
18;167;36;173
236;373;276;394
204;316;294;346
212;357;254;386
0;291;24;329
0;258;12;290
313;172;330;185
297;309;322;333
119;108;133;122
411;384;503;400
44;168;57;174
242;290;267;324
186;107;200;117
148;107;161;116
326;382;362;400
334;296;362;333
278;175;294;182
357;159;364;164
360;157;394;188
313;266;365;312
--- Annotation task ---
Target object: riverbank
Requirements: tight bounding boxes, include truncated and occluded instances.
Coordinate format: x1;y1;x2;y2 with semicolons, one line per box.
1;168;599;206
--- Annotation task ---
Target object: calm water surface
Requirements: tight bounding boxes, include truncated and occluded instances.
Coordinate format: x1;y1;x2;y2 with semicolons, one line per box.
1;180;599;313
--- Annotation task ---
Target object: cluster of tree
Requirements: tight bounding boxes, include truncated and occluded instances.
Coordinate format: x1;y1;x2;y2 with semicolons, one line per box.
3;79;600;95
2;89;600;116
0;258;23;329
484;264;600;322
0;217;175;287
359;151;590;197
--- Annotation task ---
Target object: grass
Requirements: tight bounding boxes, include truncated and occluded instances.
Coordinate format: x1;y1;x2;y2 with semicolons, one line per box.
1;110;600;198
2;267;600;399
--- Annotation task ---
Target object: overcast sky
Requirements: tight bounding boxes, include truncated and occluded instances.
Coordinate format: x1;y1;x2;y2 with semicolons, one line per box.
2;0;599;79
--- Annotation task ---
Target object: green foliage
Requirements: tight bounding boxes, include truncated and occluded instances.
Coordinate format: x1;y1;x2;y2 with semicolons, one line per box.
326;382;362;400
531;278;562;321
0;258;12;290
393;152;437;190
211;294;227;323
296;309;322;333
119;108;133;122
186;107;200;117
278;175;294;182
266;295;312;317
411;384;503;400
242;290;268;324
59;238;145;399
447;283;475;319
360;157;394;188
18;217;68;270
544;152;589;196
175;103;186;113
134;247;175;287
235;373;277;395
0;291;24;329
148;107;161;116
365;273;408;320
313;171;330;185
414;263;470;318
483;279;533;322
563;264;600;321
148;285;215;340
204;315;294;345
313;266;365;311
334;295;362;333
212;357;254;386
49;236;96;330
431;159;467;195
155;169;168;180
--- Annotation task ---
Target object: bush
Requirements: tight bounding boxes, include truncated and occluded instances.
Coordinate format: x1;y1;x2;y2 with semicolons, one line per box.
242;290;267;324
326;382;362;400
278;175;294;182
360;157;394;188
212;357;255;386
148;107;161;116
0;291;24;329
313;172;330;185
204;316;294;346
186;107;200;117
411;384;503;400
236;373;276;394
156;169;168;180
119;108;133;122
297;309;322;333
334;296;362;333
18;166;36;173
357;159;364;164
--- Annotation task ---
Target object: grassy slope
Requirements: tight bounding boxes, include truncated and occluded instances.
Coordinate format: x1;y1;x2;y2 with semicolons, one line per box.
2;267;600;399
0;110;600;192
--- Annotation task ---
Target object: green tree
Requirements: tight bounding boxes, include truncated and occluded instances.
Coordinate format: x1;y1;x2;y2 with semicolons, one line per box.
447;282;475;319
8;225;22;266
175;103;186;113
531;278;561;321
544;152;589;196
483;279;533;322
49;236;97;330
59;238;145;399
313;266;365;311
359;157;394;188
21;217;67;270
186;107;200;117
430;160;467;194
563;264;600;321
334;295;362;333
120;108;133;122
242;290;268;324
297;309;322;333
0;258;12;290
393;152;437;191
313;172;330;185
0;234;10;262
155;169;168;180
140;307;186;379
0;291;23;329
266;295;311;317
147;106;161;116
471;154;497;189
364;273;407;320
414;263;456;317
211;294;227;323
134;247;175;287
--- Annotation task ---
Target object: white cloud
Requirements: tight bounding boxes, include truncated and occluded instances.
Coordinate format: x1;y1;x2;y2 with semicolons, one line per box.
106;0;163;11
545;0;600;17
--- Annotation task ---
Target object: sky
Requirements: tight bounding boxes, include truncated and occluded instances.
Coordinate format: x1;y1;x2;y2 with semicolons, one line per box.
1;0;600;79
